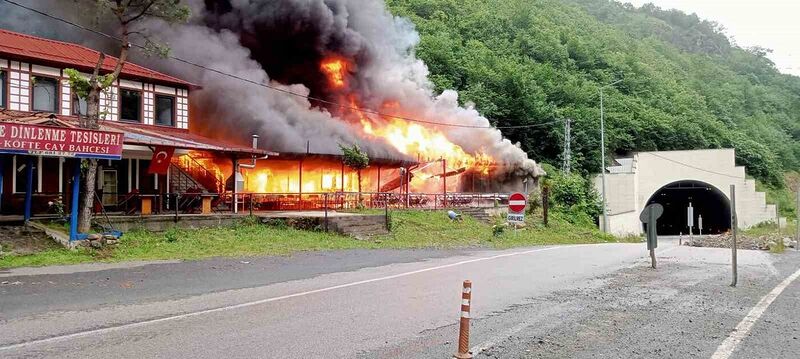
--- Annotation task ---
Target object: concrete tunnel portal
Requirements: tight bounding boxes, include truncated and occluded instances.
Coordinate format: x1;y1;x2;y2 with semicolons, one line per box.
644;180;732;236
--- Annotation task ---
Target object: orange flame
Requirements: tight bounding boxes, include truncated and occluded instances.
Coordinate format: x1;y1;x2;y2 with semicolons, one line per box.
321;57;494;177
320;57;348;88
344;95;494;175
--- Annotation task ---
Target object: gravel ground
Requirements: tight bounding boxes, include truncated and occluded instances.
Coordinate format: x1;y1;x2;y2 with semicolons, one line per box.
0;226;59;255
361;247;800;358
685;233;798;251
481;251;800;358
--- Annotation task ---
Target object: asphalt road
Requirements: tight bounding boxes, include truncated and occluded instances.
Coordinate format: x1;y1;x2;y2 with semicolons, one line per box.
1;240;799;358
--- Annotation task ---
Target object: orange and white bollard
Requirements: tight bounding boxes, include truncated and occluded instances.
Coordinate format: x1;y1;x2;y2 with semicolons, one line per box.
454;280;473;359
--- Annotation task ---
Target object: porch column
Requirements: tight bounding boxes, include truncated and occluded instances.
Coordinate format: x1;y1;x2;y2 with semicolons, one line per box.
232;158;238;214
0;157;4;212
127;159;132;193
70;160;81;241
341;162;345;192
135;159;140;190
377;166;381;192
24;156;33;222
442;159;447;207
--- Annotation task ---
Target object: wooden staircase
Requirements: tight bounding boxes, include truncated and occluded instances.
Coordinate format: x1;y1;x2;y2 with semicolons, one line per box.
170;155;225;194
170;155;230;212
169;164;206;193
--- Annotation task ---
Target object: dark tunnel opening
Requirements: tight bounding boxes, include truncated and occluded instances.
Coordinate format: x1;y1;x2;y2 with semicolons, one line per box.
644;180;731;236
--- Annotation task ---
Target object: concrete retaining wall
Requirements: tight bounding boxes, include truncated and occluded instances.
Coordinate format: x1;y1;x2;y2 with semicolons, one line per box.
100;214;243;232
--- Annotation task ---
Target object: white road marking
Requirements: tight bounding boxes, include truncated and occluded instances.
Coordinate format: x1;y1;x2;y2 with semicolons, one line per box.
0;244;611;352
710;267;800;359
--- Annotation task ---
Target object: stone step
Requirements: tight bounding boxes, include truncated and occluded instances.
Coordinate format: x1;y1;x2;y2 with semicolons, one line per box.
328;215;388;238
334;225;388;234
460;208;494;223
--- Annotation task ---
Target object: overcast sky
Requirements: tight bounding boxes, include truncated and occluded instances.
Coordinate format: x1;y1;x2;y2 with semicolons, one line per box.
624;0;800;77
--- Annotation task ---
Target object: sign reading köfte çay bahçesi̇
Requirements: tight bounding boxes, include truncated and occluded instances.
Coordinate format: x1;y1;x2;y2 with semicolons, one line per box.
0;122;123;159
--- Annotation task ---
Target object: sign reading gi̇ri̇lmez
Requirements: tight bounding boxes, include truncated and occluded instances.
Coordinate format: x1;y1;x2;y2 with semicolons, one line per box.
507;192;527;223
0;122;123;160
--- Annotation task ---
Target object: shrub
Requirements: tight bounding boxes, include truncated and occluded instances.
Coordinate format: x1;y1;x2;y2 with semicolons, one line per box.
164;227;181;243
540;163;602;224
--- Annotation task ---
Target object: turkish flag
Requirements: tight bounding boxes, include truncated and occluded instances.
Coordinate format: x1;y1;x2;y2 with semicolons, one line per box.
148;146;175;175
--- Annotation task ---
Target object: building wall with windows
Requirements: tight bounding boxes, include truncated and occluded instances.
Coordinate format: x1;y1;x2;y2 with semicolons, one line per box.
0;57;190;129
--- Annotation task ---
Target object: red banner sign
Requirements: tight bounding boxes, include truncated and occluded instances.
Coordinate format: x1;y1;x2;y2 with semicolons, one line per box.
0;122;123;160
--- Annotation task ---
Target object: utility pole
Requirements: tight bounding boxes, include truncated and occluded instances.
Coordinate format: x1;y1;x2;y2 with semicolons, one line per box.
562;118;572;174
796;190;799;251
600;79;622;233
730;184;738;287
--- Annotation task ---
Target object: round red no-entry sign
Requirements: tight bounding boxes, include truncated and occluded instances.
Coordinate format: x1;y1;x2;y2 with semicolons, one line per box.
508;192;527;213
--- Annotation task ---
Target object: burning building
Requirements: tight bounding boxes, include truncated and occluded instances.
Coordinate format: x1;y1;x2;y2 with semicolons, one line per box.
0;0;545;216
153;0;544;199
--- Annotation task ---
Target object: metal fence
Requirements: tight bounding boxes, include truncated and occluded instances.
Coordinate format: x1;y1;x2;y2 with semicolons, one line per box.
231;192;510;212
16;191;510;216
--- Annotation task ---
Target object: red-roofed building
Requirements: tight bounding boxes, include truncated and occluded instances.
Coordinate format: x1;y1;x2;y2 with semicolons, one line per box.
0;28;265;220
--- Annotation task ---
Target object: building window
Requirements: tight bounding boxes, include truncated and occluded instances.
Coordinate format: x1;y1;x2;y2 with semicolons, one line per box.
32;76;58;113
14;156;39;193
120;89;142;122
72;93;88;116
155;95;175;126
0;70;6;108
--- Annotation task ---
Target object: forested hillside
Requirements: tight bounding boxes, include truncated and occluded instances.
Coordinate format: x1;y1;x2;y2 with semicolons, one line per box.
387;0;800;186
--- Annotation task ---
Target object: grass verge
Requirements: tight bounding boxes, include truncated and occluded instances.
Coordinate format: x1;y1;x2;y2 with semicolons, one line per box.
0;210;640;269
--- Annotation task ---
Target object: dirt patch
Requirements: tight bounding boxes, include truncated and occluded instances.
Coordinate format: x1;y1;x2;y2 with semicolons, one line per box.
684;233;797;251
0;225;61;255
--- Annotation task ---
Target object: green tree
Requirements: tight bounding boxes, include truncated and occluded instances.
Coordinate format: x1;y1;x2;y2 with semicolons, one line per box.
387;0;800;188
69;0;189;233
339;143;370;195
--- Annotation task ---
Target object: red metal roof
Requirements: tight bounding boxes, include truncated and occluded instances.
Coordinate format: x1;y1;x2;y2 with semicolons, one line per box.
0;28;194;88
0;110;266;156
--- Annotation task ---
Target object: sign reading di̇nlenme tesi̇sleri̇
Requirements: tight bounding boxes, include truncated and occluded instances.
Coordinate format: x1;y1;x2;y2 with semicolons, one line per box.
0;122;123;160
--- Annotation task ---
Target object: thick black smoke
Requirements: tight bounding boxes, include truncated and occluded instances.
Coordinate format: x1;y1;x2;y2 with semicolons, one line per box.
0;0;543;181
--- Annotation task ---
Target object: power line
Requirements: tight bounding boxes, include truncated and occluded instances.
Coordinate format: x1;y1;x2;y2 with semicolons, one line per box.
1;0;563;131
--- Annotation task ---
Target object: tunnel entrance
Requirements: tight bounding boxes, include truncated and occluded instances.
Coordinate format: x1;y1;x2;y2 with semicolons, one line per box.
644;180;731;235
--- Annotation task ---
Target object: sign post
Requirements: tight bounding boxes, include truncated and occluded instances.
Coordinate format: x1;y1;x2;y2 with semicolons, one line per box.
542;187;549;227
640;203;664;269
698;215;703;236
0;122;124;241
687;202;694;241
507;192;526;223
